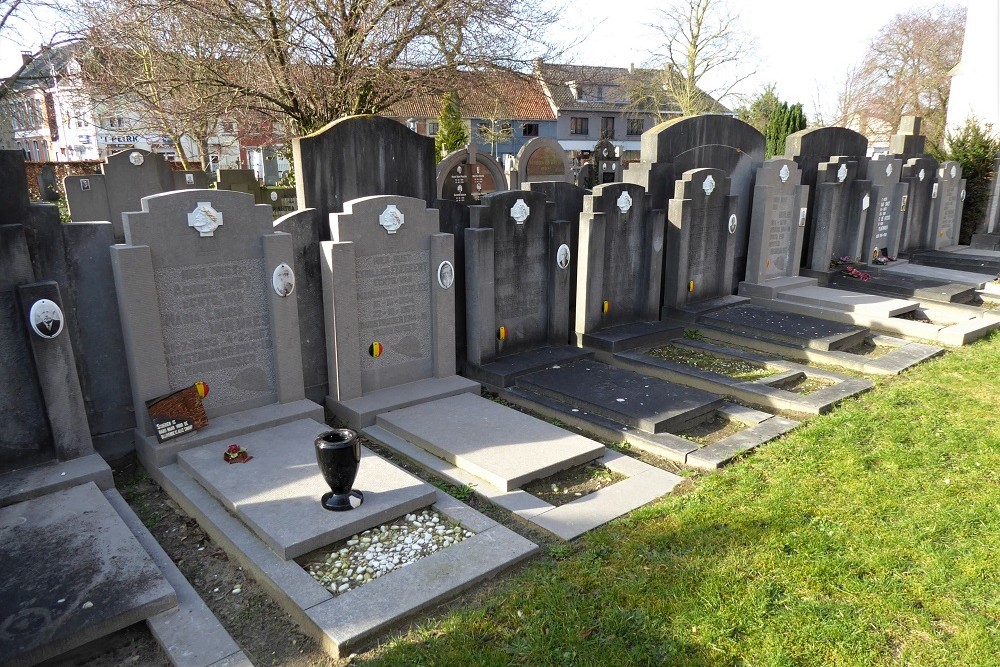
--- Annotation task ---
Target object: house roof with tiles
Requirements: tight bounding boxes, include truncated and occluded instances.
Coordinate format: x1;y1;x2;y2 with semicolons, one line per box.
386;69;555;121
536;62;729;116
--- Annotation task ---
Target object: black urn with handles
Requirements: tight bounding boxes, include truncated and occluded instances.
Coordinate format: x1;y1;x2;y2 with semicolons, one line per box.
314;429;364;511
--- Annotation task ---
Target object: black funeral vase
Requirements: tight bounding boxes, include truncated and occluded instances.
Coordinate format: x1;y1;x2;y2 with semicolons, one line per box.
314;429;363;511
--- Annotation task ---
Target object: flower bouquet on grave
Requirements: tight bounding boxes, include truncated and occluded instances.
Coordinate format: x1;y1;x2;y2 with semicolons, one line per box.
843;265;871;281
224;443;253;464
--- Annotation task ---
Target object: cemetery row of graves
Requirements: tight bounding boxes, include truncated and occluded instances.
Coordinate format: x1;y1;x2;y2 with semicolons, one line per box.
3;111;1000;666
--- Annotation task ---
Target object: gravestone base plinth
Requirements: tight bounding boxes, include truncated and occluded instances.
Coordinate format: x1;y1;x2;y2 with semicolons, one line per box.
577;321;684;353
738;276;818;300
463;345;592;389
970;233;1000;251
327;376;480;430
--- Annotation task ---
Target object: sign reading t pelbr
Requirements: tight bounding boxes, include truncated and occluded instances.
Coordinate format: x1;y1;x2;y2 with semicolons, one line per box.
146;381;210;443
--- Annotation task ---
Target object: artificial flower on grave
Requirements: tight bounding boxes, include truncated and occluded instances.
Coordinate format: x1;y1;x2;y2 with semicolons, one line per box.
843;266;871;281
224;443;253;464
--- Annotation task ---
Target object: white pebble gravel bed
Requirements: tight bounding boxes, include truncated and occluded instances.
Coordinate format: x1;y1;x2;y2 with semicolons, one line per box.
303;509;475;595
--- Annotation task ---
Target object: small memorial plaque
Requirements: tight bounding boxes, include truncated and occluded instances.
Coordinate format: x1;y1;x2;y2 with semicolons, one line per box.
728;214;738;234
129;151;145;166
146;382;210;443
837;164;848;183
798;207;807;227
556;244;571;269
28;299;64;339
80;178;91;191
779;164;790;183
703;175;716;196
617;191;633;214
272;262;295;297
437;261;455;289
379;204;404;234
187;202;224;237
185;173;195;185
511;198;530;224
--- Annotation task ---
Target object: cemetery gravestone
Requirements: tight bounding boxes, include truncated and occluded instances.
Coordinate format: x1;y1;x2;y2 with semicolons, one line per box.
575;182;669;350
663;168;739;315
294;115;437;243
624;115;765;290
65;149;185;241
929;161;966;249
321;195;478;427
896;156;938;253
860;156;907;265
888;116;926;159
111;189;319;465
514;137;573;188
740;159;811;297
785;126;869;266
463;190;585;386
437;144;507;205
804;157;869;274
972;155;1000;246
592;139;622;184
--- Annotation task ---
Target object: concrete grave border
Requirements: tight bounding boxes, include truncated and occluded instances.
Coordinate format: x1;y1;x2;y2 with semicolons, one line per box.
147;462;536;660
363;425;684;541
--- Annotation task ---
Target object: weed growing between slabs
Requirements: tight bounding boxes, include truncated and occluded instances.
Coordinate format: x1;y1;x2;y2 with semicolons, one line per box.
363;331;1000;666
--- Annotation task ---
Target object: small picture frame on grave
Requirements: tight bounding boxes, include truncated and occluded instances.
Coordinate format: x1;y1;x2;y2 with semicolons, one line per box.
80;178;91;191
185;173;195;185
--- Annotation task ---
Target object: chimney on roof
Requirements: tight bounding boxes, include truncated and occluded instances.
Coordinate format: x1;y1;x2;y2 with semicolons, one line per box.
21;51;33;66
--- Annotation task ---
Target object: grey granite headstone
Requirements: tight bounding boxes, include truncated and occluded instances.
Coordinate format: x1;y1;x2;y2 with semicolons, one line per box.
464;190;575;382
742;159;810;286
785;126;869;266
859;156;907;265
575;183;664;342
0;151;32;223
514;137;572;187
804;157;870;273
663;168;739;314
293;115;437;243
896;156;939;253
0;225;52;472
888;115;926;158
979;155;1000;235
36;164;59;202
929;161;966;249
111;189;311;460
65;149;177;240
216;169;263;202
321;195;477;427
592;139;622;184
624;115;765;290
437;144;507;205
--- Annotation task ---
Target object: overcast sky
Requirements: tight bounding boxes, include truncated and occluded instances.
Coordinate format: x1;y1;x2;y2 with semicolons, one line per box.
1;0;969;124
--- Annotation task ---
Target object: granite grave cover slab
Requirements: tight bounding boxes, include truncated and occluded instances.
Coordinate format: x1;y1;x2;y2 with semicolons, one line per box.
177;418;437;560
516;359;723;433
374;393;605;492
0;482;176;666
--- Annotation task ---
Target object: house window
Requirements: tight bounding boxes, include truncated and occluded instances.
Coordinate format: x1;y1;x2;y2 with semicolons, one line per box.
428;121;439;136
627;118;644;136
601;116;615;139
522;123;538;137
570;117;589;135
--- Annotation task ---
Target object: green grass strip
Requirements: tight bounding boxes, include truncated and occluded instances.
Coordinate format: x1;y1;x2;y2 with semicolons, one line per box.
364;332;1000;667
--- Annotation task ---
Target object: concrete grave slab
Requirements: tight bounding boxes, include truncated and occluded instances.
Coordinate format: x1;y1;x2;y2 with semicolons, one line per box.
610;339;873;417
151;462;536;660
883;261;994;287
375;393;605;492
177;418;437;560
827;270;977;303
777;285;918;317
697;303;869;351
516;359;723;433
363;425;683;540
0;482;176;667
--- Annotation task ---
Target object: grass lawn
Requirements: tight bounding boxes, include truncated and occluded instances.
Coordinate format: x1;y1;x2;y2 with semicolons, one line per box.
363;331;1000;666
